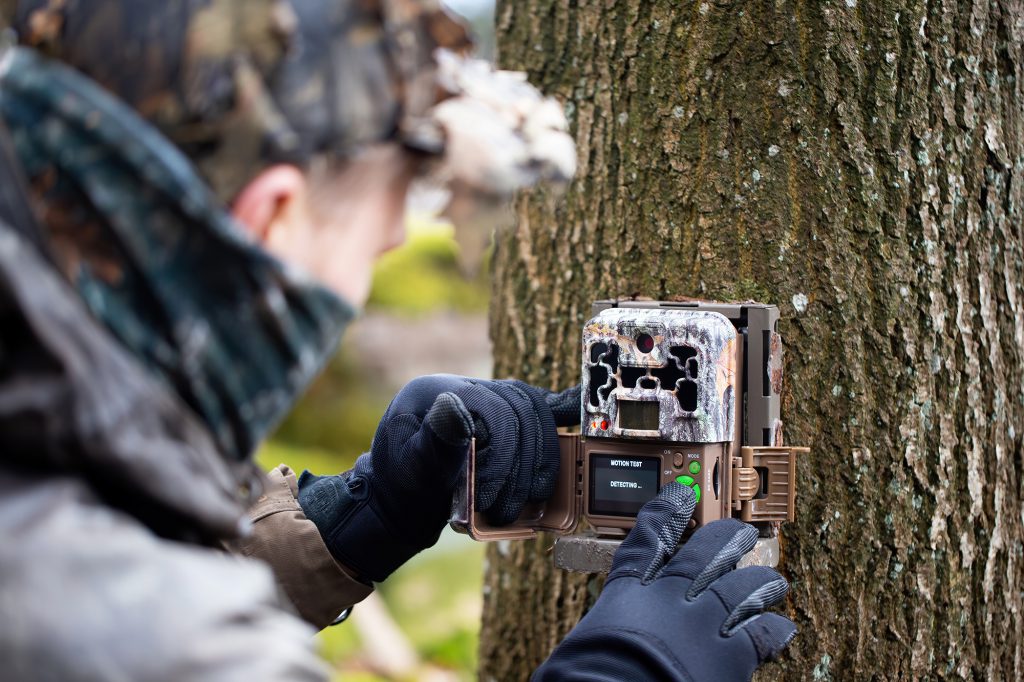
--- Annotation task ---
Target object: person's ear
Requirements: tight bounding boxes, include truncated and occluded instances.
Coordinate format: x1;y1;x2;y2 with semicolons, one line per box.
231;165;308;246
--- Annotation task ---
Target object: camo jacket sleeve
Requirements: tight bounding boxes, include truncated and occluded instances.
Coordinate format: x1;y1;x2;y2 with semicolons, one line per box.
229;464;374;629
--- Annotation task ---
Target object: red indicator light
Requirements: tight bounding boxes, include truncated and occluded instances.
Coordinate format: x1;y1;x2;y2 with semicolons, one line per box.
636;333;654;353
600;419;609;430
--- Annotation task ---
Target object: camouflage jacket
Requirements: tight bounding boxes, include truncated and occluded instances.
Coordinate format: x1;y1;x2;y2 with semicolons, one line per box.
0;45;371;680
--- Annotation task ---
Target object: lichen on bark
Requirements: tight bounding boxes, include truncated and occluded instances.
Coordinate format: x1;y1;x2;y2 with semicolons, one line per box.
480;1;1024;680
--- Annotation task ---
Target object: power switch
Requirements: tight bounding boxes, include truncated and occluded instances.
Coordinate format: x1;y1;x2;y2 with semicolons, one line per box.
672;453;684;468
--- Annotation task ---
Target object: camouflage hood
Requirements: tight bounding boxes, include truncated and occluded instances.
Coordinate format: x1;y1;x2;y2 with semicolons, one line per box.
3;0;475;201
0;44;353;527
2;0;576;219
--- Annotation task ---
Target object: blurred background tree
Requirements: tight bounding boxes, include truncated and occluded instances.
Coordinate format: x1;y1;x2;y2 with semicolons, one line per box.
480;1;1024;680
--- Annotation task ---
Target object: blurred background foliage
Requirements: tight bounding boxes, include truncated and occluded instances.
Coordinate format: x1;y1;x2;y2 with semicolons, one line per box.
260;210;492;682
369;216;491;315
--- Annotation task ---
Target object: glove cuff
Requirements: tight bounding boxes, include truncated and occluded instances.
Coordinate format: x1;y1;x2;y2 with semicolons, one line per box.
298;471;422;583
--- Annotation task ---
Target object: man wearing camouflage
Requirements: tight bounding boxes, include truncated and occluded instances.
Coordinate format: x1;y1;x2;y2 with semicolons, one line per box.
0;1;796;680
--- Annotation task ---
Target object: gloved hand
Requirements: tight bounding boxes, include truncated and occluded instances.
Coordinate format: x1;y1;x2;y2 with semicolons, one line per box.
533;483;796;681
298;374;580;583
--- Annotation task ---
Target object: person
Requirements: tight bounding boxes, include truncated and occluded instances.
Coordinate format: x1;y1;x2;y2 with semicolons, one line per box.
0;1;796;680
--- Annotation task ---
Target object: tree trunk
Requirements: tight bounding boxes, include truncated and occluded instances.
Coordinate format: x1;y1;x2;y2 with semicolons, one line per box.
480;1;1024;680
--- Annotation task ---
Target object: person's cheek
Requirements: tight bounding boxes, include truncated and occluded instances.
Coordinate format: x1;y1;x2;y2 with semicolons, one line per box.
379;184;409;255
348;262;374;308
381;215;407;254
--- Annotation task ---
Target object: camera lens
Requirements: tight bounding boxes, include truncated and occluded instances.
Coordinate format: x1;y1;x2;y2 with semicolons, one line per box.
636;333;654;353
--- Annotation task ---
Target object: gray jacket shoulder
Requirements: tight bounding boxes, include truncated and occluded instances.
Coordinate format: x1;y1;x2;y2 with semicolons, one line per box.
0;469;329;682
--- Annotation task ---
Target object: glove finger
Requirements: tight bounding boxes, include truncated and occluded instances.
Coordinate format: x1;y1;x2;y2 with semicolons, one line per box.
499;380;561;503
484;381;539;524
404;392;474;490
735;612;797;663
367;412;422;490
660;518;759;599
374;392;473;547
372;377;473;488
386;375;466;417
473;444;503;511
339;393;473;582
707;566;789;635
423;391;474;450
451;380;524;521
542;384;582;426
608;482;696;583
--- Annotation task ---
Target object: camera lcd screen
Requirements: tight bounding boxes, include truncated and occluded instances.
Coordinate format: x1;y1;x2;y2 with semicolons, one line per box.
618;399;659;431
589;455;662;517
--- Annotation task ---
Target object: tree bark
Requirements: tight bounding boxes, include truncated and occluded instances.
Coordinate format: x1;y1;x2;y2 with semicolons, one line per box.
480;1;1024;680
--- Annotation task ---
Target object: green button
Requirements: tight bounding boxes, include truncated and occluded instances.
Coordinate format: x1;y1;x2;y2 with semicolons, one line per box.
675;475;701;503
689;461;701;475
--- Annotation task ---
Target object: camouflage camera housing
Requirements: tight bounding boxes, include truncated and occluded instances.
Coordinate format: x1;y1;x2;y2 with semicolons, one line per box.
450;300;806;559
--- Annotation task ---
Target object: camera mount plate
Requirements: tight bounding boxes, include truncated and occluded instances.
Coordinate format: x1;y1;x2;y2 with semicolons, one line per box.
553;532;780;573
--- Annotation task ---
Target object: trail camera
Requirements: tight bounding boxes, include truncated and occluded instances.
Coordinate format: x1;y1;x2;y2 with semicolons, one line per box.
451;300;807;571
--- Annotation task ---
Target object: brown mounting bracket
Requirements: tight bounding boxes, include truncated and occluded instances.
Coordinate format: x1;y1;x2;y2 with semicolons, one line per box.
732;446;809;523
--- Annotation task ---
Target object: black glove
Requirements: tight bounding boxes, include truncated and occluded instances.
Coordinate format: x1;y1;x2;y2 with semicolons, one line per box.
298;374;580;582
533;483;796;681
